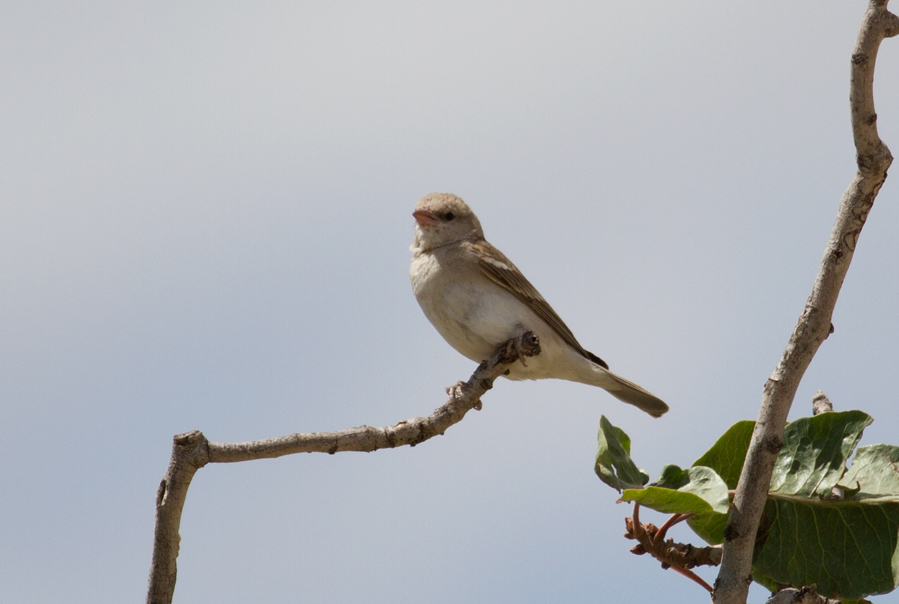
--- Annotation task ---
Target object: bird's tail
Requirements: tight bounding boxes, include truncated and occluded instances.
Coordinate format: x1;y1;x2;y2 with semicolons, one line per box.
602;369;668;417
580;363;668;418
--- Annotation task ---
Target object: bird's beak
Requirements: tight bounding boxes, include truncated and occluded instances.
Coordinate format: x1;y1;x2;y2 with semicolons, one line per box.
412;209;439;227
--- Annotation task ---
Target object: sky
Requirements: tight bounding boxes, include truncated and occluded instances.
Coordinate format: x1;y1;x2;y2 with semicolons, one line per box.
2;1;898;603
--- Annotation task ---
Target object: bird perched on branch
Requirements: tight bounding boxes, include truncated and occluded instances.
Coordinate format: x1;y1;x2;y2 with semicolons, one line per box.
409;192;668;418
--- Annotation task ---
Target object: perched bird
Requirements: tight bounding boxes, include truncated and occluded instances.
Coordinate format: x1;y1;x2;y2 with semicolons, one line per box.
409;192;668;418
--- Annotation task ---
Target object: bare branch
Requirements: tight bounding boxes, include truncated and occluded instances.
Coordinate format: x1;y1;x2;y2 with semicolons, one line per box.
146;431;209;604
714;3;897;603
810;391;846;500
811;390;833;415
145;333;541;604
765;585;843;604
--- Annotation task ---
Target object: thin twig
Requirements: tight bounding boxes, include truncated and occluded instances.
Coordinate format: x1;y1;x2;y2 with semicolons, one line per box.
670;564;715;594
625;503;722;594
631;502;647;542
653;513;693;547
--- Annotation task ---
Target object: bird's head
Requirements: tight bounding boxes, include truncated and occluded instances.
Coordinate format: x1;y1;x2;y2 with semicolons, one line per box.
411;193;483;252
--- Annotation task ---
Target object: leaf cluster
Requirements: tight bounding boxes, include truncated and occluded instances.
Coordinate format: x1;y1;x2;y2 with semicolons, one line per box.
595;412;899;600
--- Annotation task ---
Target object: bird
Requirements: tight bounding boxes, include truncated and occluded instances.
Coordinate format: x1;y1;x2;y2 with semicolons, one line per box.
409;192;668;418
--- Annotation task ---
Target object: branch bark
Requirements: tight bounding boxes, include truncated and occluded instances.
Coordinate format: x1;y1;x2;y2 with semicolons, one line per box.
624;505;721;594
145;333;541;604
713;3;899;603
765;585;842;604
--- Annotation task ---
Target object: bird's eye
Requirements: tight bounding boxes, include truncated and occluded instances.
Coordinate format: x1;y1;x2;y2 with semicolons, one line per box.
444;212;455;221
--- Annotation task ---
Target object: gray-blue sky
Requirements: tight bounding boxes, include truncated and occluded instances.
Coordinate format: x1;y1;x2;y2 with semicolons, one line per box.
2;1;898;602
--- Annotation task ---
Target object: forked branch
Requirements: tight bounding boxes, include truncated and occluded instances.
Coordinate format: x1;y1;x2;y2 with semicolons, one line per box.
145;333;541;604
625;503;721;594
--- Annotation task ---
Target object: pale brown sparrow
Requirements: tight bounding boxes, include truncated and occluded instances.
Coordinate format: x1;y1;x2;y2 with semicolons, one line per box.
409;192;668;417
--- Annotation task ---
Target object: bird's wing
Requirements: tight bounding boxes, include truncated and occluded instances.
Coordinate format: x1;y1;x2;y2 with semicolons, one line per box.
470;239;609;369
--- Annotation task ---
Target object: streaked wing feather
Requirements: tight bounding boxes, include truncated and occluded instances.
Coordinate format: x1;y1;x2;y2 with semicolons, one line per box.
472;240;608;369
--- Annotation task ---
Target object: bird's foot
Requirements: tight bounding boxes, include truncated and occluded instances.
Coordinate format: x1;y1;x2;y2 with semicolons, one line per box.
502;332;539;367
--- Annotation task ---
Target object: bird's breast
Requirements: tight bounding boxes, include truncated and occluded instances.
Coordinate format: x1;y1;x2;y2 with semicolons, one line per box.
409;249;583;382
410;251;530;362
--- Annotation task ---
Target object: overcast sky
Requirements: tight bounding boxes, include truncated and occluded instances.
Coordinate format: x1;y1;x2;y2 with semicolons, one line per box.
3;1;898;603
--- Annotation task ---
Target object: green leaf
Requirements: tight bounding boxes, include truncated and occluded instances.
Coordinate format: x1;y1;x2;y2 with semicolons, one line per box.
594;416;649;492
650;465;730;514
693;420;755;489
769;410;872;496
744;411;889;598
839;444;899;496
621;465;730;543
711;411;890;599
753;495;899;600
687;511;728;545
622;465;730;544
621;466;728;516
622;486;716;515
